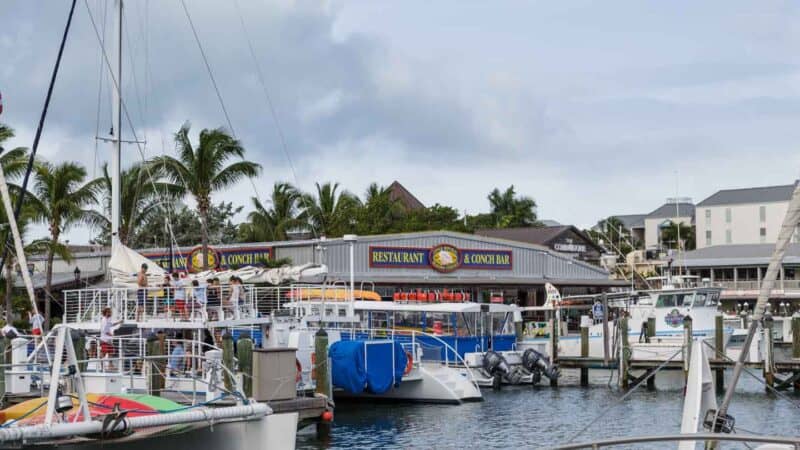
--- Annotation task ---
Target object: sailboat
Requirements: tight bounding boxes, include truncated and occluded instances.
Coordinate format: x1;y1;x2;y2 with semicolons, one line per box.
0;1;300;448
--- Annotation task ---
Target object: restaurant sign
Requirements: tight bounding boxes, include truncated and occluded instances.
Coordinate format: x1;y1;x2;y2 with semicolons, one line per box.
142;246;273;273
369;244;512;272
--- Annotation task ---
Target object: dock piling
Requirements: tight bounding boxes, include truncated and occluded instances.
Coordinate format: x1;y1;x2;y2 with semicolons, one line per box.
314;328;332;439
619;315;629;389
580;322;589;386
646;316;655;344
683;315;693;384
549;314;559;387
602;293;609;366
237;332;253;398
222;332;235;392
714;314;725;394
764;313;775;390
147;332;165;396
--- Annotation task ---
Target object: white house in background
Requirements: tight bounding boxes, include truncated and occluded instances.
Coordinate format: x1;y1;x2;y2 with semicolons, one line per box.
695;183;798;249
643;199;695;250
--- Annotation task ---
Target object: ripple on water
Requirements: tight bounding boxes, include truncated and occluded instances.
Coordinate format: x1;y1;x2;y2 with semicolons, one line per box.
296;372;800;450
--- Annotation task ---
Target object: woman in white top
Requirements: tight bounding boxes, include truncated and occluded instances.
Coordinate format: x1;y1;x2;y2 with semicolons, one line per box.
100;307;122;371
227;276;242;320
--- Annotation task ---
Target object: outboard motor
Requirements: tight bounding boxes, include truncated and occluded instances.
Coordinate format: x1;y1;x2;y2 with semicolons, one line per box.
521;348;560;382
482;351;510;390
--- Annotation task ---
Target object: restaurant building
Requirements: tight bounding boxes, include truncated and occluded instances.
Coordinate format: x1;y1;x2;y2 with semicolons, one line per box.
138;230;622;307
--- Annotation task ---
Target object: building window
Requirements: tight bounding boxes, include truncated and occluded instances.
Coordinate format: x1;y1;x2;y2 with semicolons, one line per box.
760;227;767;243
726;229;732;244
705;209;711;221
725;208;732;223
759;205;766;223
705;230;712;246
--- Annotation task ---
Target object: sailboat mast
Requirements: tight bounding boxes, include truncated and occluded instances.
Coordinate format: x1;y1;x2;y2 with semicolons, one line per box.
110;0;123;253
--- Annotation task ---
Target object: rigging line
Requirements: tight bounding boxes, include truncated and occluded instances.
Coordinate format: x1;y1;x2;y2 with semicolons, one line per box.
564;348;683;444
121;7;147;140
181;0;267;217
231;0;316;237
90;0;108;244
0;0;79;277
84;0;182;254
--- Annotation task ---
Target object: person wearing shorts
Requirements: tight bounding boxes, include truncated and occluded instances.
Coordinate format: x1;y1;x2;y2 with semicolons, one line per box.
100;307;122;371
28;311;44;344
136;264;149;321
172;273;187;320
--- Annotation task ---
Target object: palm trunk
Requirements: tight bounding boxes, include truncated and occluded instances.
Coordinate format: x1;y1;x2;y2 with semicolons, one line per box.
4;260;13;324
44;233;57;331
199;203;210;271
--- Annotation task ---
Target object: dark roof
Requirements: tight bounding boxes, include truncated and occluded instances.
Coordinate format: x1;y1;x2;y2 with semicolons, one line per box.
696;183;797;207
474;226;604;254
388;181;425;211
681;244;800;267
646;202;695;219
610;214;646;229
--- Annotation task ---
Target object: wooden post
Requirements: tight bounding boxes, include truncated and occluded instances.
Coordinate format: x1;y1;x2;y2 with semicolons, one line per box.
764;313;775;390
315;328;331;439
714;314;725;394
237;332;253;398
549;312;559;387
683;315;693;384
71;330;87;373
792;312;800;359
646;316;656;344
602;293;610;366
580;323;589;386
147;332;165;396
619;315;629;389
222;332;235;392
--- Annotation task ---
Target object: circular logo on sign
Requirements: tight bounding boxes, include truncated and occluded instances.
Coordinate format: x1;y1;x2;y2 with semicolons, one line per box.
188;246;220;273
664;308;684;328
429;244;460;273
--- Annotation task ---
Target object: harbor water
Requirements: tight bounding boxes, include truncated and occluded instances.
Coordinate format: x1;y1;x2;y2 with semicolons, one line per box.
297;369;800;449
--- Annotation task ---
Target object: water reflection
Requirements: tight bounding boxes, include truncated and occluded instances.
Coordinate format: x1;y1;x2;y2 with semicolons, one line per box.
297;370;800;449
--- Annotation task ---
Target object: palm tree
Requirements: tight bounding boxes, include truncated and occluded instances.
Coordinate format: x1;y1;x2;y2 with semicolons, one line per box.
302;182;358;237
30;161;103;329
240;182;303;242
151;123;261;270
356;183;404;235
487;185;539;228
660;221;696;251
0;124;31;322
97;162;183;246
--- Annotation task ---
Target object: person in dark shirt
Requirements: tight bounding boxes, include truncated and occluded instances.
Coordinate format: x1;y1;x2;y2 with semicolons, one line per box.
207;278;221;320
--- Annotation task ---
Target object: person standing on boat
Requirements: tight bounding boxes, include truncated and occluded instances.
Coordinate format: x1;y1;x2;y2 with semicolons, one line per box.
207;278;221;320
190;279;208;321
227;276;242;320
173;272;187;320
136;264;149;322
161;274;172;318
28;311;44;344
168;337;186;375
100;307;123;371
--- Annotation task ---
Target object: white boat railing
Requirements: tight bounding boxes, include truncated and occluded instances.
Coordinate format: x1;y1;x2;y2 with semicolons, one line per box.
63;285;259;325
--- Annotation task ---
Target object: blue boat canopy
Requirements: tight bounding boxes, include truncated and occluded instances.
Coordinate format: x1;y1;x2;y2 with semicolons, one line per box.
329;340;407;395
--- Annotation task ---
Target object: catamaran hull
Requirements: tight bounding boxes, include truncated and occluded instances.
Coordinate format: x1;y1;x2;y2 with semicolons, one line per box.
334;364;481;404
8;412;298;450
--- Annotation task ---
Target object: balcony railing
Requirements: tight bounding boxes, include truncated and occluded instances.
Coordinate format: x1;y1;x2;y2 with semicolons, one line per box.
711;280;800;291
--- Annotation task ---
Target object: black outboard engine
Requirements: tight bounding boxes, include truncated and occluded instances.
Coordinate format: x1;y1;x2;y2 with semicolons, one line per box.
521;348;560;382
482;351;510;390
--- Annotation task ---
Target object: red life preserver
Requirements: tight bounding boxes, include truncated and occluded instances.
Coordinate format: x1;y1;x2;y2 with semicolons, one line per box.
404;351;413;375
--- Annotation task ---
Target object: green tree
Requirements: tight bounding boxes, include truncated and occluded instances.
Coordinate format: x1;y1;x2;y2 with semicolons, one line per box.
302;182;358;237
660;221;695;251
486;185;539;227
585;216;640;259
399;203;466;232
0;125;32;322
29;161;103;329
150;123;261;270
94;162;183;246
132;201;242;249
238;182;304;242
356;183;405;235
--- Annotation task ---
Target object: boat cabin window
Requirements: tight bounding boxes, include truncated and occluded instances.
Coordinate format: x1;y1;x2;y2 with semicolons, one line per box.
656;293;693;308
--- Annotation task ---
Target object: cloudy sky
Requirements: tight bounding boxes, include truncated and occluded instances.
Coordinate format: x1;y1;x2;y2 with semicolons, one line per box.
2;0;800;244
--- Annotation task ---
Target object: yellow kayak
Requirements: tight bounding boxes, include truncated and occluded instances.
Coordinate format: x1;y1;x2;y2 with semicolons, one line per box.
287;287;381;301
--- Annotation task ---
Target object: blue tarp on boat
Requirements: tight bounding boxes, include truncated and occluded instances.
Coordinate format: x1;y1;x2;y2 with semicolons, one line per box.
329;340;407;394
